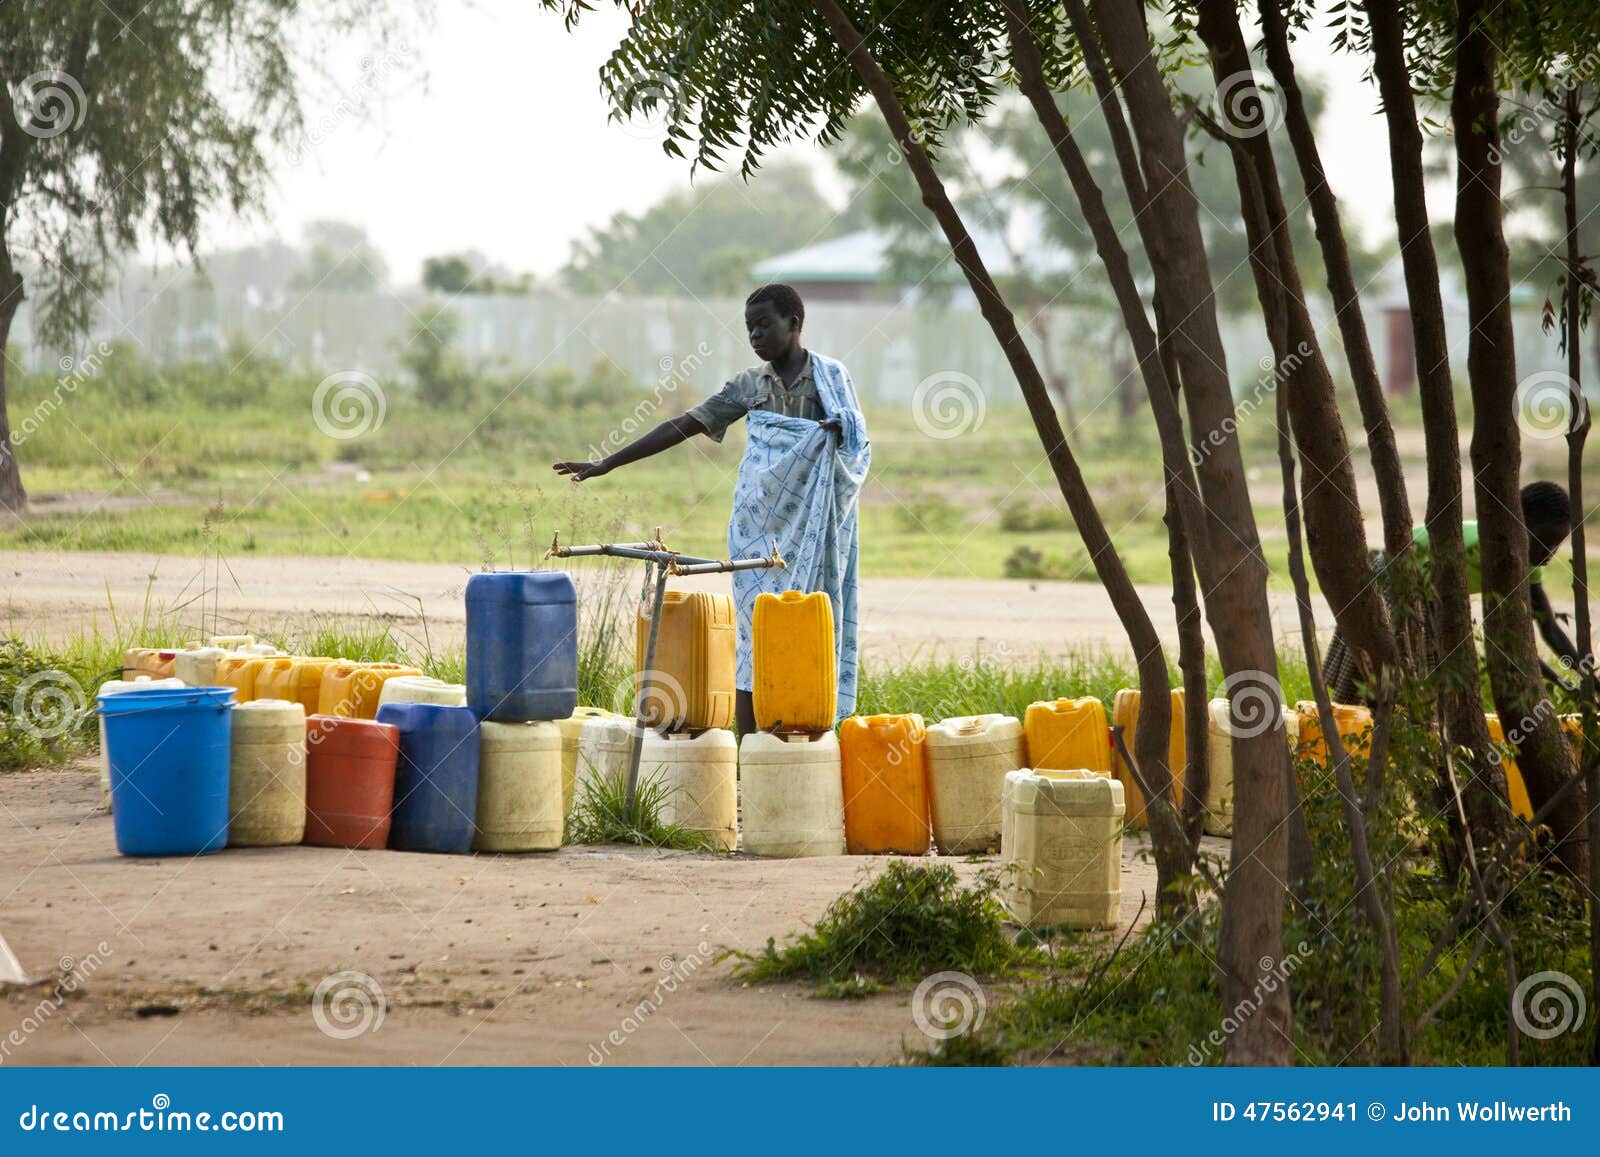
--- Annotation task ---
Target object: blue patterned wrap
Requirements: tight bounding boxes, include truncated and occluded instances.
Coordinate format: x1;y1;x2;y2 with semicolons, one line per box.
727;352;870;720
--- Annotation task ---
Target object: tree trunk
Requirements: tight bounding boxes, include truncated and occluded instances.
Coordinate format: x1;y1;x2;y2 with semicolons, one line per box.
1256;0;1415;660
0;255;28;513
1555;83;1600;1062
1155;300;1212;847
1234;130;1410;1062
1452;0;1586;879
1192;0;1395;675
1363;0;1507;858
1088;0;1292;1064
806;0;1190;915
1558;85;1599;1064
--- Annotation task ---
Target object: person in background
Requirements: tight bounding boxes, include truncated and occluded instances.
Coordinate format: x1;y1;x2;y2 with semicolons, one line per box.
1323;479;1589;703
554;283;870;735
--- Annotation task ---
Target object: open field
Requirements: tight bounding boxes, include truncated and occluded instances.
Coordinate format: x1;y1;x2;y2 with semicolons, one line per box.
2;351;1592;587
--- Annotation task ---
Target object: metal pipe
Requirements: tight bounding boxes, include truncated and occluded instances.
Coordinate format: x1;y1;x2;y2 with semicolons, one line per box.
548;542;665;559
671;556;786;575
625;563;671;816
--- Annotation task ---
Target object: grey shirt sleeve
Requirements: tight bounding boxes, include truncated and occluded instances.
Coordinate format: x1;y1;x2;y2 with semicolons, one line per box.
686;376;751;443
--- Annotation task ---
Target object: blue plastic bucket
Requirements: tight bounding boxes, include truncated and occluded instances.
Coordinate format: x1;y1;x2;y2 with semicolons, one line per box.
98;686;235;857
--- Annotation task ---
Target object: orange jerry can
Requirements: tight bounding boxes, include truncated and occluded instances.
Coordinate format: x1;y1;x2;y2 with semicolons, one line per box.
1023;697;1111;775
256;656;336;714
753;590;837;731
839;713;931;855
1487;714;1589;821
1293;700;1373;779
317;661;422;719
1109;688;1186;825
635;590;735;730
216;653;280;704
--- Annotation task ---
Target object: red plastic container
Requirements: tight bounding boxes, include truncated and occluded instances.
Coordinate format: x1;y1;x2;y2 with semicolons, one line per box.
303;714;400;849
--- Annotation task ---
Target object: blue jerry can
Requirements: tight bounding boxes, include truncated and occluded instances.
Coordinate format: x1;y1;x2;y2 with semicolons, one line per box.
465;571;579;722
379;702;481;853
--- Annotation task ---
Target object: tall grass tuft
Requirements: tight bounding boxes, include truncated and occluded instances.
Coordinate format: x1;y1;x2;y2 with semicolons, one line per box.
730;860;1035;990
565;763;720;852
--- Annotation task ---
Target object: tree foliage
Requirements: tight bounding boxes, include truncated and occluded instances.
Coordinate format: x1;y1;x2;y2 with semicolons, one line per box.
0;0;403;344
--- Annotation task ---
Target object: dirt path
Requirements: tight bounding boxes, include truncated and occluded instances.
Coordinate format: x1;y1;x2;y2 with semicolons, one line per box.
0;765;1200;1066
0;548;1330;660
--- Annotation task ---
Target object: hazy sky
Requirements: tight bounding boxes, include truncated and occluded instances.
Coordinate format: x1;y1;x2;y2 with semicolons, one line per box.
196;1;1400;285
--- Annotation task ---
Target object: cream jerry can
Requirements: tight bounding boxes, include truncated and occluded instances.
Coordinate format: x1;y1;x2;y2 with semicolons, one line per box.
641;728;737;851
556;707;628;815
1002;769;1124;929
227;700;307;847
925;714;1025;854
739;730;846;857
475;721;563;852
574;715;635;803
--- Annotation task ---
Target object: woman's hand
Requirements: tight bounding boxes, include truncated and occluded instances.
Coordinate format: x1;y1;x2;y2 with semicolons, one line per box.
552;459;612;482
818;417;842;434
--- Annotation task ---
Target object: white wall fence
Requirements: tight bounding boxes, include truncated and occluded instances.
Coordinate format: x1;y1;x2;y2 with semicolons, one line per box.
12;283;1596;406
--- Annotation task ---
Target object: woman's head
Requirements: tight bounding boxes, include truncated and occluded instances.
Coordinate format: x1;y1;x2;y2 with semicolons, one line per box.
1522;480;1572;566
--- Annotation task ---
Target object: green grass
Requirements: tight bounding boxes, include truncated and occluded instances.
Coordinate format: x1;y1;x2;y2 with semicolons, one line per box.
729;859;1039;991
